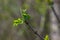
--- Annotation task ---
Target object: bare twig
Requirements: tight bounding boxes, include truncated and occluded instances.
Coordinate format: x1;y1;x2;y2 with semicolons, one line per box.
24;21;44;40
47;0;60;23
51;6;60;23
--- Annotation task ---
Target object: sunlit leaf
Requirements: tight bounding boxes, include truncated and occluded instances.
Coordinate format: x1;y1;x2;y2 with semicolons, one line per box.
13;18;23;26
14;20;19;23
44;35;49;40
17;18;24;24
13;23;18;26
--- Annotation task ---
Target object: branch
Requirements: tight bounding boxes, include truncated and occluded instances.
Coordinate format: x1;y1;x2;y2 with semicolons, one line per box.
51;6;60;23
47;0;60;23
24;20;44;40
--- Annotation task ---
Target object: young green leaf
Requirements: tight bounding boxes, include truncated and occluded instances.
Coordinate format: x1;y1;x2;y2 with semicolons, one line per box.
22;13;30;21
17;18;24;24
22;9;30;21
13;18;23;26
44;35;49;40
13;20;19;26
13;22;19;26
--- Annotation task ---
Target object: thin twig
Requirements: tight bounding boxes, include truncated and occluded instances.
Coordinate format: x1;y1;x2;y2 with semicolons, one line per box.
47;0;60;23
24;21;44;40
51;6;60;23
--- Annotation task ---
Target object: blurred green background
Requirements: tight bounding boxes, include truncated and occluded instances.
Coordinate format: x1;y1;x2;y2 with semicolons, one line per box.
0;0;60;40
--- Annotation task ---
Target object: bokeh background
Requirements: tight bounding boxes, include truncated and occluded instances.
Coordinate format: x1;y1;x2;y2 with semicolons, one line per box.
0;0;60;40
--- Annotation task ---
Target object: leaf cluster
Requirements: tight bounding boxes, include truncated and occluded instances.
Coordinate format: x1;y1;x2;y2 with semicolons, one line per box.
13;9;30;26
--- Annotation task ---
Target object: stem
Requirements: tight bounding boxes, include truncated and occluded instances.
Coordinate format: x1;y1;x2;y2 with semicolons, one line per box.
24;21;44;40
51;6;60;23
47;0;60;23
